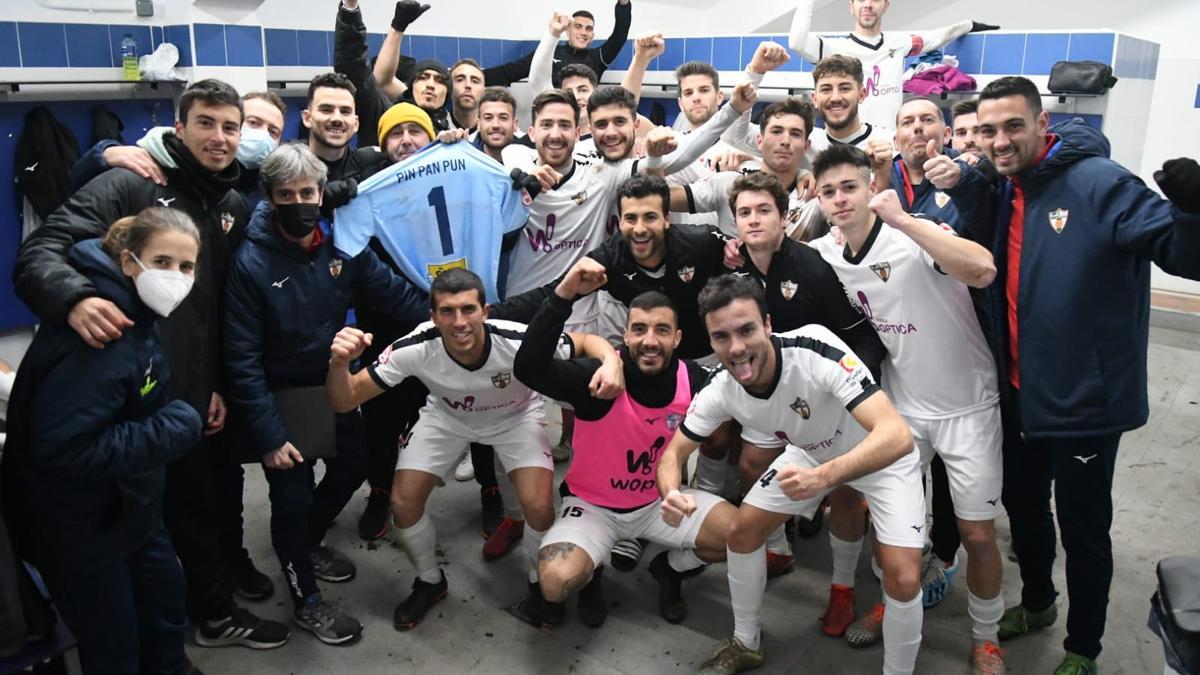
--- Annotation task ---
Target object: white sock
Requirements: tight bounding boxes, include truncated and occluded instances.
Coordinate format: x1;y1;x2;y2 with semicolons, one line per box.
727;546;766;652
694;454;727;495
396;513;442;584
668;548;705;573
968;590;1004;644
765;524;791;555
523;523;546;584
882;591;923;675
830;533;863;587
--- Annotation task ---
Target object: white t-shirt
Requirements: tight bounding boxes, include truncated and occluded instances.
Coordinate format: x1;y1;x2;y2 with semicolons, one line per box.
680;324;877;464
806;122;894;165
368;319;573;432
809;221;998;419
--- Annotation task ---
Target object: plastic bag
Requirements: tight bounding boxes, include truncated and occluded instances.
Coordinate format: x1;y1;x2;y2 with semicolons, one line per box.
139;43;185;82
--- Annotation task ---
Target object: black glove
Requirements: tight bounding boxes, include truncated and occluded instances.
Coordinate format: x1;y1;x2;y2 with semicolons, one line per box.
323;178;358;211
970;21;1000;33
511;168;543;201
1156;158;1200;215
392;1;431;32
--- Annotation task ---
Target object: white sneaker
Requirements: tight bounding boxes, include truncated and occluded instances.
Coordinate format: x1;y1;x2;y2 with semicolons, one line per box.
453;455;474;482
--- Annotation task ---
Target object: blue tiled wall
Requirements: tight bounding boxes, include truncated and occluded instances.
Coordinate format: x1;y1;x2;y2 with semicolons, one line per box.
0;25;1153;81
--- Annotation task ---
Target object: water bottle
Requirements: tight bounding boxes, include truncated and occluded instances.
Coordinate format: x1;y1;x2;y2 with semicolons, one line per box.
121;33;139;81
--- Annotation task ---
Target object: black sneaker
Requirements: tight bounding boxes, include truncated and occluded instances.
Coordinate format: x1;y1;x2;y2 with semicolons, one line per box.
194;606;290;649
311;545;356;583
232;550;274;602
610;538;646;572
577;566;607;628
504;582;565;628
480;486;503;537
294;598;363;645
393;572;448;631
357;488;391;541
649;551;687;624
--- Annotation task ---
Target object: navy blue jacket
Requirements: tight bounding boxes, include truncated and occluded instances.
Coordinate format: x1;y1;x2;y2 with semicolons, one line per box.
223;203;428;453
891;147;966;230
947;119;1200;437
2;240;203;569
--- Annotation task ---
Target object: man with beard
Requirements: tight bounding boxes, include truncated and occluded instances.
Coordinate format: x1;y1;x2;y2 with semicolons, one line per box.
950;99;983;159
483;2;632;88
405;59;451;131
513;221;736;628
13;78;291;650
786;0;997;128
475;88;520;163
655;274;922;675
447;59;485;132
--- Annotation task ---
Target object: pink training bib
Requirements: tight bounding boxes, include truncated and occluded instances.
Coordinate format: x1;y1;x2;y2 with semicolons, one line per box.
566;360;692;510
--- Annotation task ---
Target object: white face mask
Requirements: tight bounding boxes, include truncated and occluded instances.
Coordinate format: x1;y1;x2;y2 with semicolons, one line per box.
236;125;278;169
130;252;194;317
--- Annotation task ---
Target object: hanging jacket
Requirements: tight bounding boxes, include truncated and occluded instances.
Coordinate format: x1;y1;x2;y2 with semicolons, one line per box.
13;106;81;220
947;118;1200;437
91;104;125;145
2;239;202;570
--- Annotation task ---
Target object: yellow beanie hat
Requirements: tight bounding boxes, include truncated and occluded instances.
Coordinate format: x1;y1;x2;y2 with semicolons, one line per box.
377;102;436;146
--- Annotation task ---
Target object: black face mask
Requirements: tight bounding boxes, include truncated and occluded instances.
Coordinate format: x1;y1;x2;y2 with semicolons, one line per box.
276;202;322;238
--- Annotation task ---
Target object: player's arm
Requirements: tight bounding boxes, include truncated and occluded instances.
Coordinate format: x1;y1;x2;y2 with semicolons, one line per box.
597;0;633;67
912;19;998;55
656;428;702;523
529;13;568;96
718;42;789;157
1118;158;1200;280
370;1;431;101
621;32;664;102
870;189;996;288
780;390;912;499
643;81;757;176
326;327;385;412
785;0;822;61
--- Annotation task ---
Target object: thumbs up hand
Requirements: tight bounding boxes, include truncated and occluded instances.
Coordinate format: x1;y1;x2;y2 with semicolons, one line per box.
923;138;962;190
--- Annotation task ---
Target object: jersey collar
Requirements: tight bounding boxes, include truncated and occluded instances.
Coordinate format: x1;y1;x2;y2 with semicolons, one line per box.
848;33;886;51
842;217;885;265
445;327;493;372
827;123;875;147
747;336;785;400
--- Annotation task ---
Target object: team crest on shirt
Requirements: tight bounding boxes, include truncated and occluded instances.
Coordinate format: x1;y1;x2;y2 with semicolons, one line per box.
220;211;235;234
491;372;512;389
780;279;798;300
571;191;589;205
328;258;344;278
427;258;468;281
790;397;811;419
665;413;683;431
870;262;892;282
786;207;802;224
1049;208;1069;234
677;266;695;283
934;191;950;208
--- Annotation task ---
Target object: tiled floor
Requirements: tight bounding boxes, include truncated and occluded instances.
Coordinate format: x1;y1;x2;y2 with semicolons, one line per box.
191;326;1200;674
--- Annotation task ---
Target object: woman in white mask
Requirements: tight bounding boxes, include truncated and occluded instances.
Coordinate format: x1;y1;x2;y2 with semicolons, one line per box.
1;207;208;674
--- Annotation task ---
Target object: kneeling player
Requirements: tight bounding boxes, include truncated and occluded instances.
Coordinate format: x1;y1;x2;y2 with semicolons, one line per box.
514;249;737;627
657;275;926;675
326;269;620;630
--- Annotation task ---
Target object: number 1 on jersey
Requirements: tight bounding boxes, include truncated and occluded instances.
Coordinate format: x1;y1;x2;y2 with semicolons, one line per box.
427;186;454;255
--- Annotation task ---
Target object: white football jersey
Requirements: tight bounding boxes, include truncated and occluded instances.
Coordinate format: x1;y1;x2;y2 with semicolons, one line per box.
806;122;894;165
680;324;876;464
368;319;573;432
682;170;822;240
809;221;998;419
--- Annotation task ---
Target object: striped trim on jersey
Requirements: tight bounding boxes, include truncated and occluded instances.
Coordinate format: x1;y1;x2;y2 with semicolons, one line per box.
779;333;880;410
